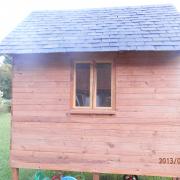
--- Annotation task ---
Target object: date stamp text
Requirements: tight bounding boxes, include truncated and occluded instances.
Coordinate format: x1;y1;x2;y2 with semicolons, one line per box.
159;158;180;165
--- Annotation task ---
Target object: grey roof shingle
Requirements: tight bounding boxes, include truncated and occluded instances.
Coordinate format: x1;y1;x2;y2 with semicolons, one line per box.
0;4;180;54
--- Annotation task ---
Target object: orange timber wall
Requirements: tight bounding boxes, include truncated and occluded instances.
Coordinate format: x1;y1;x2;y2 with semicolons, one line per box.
11;52;180;177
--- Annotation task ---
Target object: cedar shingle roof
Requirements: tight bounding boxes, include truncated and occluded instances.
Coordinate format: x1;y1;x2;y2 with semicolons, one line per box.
0;4;180;54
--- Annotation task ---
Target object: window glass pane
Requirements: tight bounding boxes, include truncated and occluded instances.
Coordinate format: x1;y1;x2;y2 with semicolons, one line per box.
96;63;111;107
75;63;90;107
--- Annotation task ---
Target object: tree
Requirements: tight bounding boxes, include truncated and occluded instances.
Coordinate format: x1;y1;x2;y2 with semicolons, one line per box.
0;55;12;99
3;55;12;65
0;90;3;104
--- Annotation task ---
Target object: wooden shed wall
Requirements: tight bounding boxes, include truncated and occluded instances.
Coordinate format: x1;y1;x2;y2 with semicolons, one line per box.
11;52;180;177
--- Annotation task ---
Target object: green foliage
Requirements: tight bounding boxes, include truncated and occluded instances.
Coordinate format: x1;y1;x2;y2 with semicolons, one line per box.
0;91;3;111
0;55;12;99
2;99;11;112
0;90;2;103
3;55;12;65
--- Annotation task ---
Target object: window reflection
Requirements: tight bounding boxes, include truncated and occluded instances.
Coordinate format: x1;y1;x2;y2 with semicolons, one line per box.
96;63;111;107
75;63;90;107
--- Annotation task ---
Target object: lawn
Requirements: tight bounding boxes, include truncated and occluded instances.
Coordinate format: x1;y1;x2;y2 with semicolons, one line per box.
0;112;173;180
0;112;11;179
0;112;38;180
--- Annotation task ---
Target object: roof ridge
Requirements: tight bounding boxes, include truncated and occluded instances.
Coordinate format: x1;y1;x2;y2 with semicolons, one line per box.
30;4;175;13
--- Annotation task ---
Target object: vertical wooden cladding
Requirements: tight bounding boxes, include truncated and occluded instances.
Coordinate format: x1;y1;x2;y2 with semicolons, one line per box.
11;52;180;177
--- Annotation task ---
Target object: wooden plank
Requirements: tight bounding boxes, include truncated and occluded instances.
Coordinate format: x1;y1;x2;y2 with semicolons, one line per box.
12;121;180;131
13;87;70;93
13;105;69;111
10;150;180;177
70;109;115;115
12;168;19;180
12;115;180;126
13;81;70;88
12;98;68;105
13;111;68;117
12;134;180;154
93;174;100;180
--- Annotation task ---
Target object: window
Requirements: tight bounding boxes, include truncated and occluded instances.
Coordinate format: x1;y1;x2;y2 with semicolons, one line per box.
73;61;114;109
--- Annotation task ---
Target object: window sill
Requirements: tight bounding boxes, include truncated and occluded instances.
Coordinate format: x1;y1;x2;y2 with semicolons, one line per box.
70;109;116;115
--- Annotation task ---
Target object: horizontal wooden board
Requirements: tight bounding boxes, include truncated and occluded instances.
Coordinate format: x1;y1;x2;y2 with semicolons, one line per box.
11;122;180;161
10;150;180;177
12;115;180;126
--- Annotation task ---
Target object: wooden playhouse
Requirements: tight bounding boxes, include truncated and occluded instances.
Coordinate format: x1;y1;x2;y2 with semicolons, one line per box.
0;4;180;180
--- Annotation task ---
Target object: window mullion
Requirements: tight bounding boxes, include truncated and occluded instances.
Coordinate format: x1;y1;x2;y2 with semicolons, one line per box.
90;62;94;109
92;61;96;109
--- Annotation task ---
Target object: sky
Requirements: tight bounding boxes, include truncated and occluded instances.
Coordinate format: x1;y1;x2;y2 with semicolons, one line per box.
0;0;180;42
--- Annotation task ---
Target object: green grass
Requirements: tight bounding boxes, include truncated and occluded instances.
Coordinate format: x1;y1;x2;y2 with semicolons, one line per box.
0;112;173;180
0;112;11;179
0;112;36;180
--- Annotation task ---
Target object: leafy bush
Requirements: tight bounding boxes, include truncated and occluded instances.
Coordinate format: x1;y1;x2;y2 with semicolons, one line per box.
0;90;3;112
0;96;11;112
0;55;12;99
2;99;11;112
